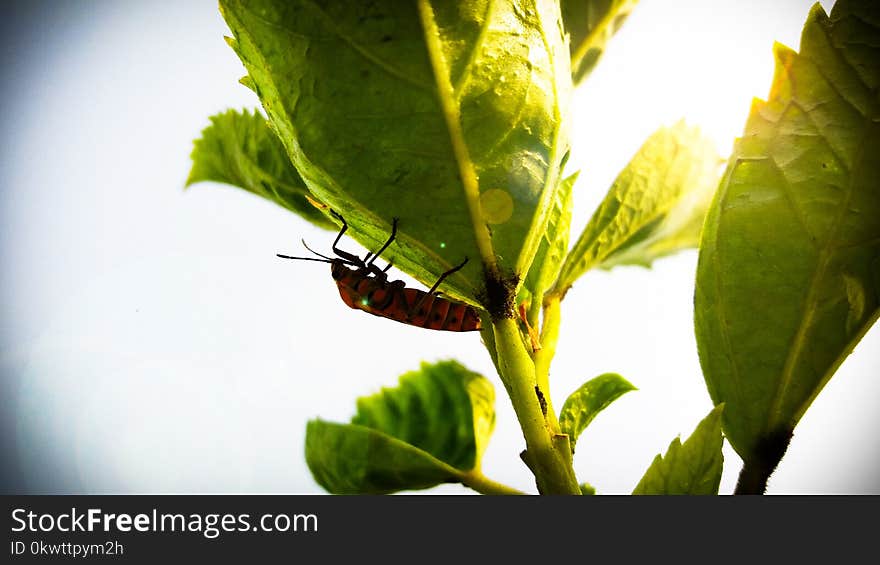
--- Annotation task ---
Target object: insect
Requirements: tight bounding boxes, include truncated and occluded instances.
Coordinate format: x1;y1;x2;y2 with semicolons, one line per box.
277;213;482;332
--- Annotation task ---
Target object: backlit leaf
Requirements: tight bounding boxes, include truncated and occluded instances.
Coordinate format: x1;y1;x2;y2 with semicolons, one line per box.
305;360;495;494
558;372;636;452
632;405;724;495
555;121;721;296
694;1;880;463
186;108;335;229
219;0;572;310
562;0;640;85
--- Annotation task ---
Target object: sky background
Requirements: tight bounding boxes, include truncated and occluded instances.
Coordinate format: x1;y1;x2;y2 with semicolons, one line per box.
2;0;877;495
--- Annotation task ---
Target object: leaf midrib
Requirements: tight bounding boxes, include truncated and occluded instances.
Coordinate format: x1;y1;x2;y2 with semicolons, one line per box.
765;112;870;435
417;0;498;273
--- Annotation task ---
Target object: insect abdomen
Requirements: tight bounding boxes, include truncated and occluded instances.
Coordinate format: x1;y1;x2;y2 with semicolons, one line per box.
400;288;481;332
334;270;480;332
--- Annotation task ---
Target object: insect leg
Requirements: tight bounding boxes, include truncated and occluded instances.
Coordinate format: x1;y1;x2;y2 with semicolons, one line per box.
426;257;468;296
329;212;362;265
407;257;469;319
365;217;398;268
359;218;398;280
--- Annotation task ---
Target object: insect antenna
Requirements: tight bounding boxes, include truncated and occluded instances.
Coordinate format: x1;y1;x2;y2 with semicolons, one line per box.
276;239;359;266
276;254;334;263
300;239;335;261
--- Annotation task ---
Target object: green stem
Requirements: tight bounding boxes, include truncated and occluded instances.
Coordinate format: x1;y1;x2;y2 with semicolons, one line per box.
460;471;526;496
492;317;580;495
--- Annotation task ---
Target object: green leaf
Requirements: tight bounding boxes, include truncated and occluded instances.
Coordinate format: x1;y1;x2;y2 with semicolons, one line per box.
305;421;460;494
186;108;335;230
219;0;572;310
694;0;880;464
554;121;722;296
558;372;636;452
632;405;724;495
305;360;496;494
562;0;640;85
522;172;578;303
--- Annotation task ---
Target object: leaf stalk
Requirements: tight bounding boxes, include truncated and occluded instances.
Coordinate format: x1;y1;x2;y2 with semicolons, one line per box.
459;470;526;496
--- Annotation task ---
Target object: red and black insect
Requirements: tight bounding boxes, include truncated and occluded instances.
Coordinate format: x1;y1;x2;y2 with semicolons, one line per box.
277;213;481;332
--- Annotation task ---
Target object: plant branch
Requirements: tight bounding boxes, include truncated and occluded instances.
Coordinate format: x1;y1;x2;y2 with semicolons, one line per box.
492;316;580;494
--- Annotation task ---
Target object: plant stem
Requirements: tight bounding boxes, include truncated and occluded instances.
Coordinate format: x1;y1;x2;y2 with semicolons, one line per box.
492;317;580;495
460;471;526;495
734;428;793;495
734;459;771;495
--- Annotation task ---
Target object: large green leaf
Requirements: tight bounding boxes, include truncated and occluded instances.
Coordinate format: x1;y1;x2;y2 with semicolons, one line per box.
305;360;495;494
558;372;636;452
554;121;721;296
219;0;572;311
186;108;335;229
632;405;724;495
694;1;880;464
562;0;639;85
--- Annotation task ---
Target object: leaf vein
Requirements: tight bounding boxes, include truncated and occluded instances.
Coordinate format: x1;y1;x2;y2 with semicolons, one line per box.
765;106;871;433
811;21;869;116
297;0;434;91
766;156;821;249
482;72;533;162
453;0;496;97
596;146;686;265
778;61;852;175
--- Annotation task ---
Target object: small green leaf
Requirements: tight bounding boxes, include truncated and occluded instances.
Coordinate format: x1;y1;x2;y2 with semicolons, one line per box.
558;372;636;452
694;0;880;464
579;482;597;495
522;171;578;303
305;360;495;494
219;0;572;309
562;0;640;85
632;405;724;495
555;121;722;295
238;75;256;92
186;109;335;229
